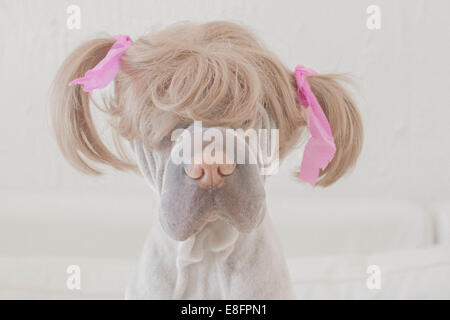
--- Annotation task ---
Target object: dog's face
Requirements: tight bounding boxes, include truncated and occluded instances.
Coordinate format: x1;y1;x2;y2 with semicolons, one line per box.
137;124;268;241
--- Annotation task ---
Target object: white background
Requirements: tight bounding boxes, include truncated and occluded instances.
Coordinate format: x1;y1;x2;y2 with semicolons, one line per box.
1;0;450;300
1;0;449;204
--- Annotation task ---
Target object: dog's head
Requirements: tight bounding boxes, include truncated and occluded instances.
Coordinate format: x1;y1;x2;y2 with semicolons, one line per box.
51;21;363;241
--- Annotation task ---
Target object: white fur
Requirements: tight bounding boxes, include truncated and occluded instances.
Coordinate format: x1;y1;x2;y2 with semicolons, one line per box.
128;114;295;299
125;211;294;299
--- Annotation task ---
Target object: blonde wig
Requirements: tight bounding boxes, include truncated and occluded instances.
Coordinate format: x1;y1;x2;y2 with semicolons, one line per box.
51;21;363;187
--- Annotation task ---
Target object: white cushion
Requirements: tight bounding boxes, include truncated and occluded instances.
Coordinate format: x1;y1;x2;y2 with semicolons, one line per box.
288;244;450;299
269;197;434;257
432;202;450;244
0;256;132;299
2;245;449;299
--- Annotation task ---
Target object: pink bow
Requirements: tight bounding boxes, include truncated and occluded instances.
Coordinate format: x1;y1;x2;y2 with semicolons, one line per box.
69;35;132;92
295;65;336;186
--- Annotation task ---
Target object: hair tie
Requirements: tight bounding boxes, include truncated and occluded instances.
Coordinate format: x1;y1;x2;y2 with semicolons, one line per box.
69;35;132;92
295;65;336;186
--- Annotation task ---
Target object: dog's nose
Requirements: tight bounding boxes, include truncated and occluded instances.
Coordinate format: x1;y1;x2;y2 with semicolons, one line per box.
185;153;236;188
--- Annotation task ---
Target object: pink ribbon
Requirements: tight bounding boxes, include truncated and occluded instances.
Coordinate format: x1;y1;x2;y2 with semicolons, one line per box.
295;65;336;186
69;35;132;92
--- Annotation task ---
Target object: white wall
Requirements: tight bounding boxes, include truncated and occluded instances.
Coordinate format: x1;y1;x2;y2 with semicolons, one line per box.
1;0;449;204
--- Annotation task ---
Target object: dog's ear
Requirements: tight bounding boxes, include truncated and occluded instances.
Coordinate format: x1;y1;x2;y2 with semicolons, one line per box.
50;37;136;175
304;74;363;187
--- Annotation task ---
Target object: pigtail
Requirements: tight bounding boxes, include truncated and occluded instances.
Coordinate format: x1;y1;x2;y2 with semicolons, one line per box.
50;37;136;175
305;74;363;187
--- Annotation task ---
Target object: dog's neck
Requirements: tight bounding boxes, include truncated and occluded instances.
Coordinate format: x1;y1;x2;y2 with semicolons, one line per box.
176;217;240;264
151;211;272;299
128;209;295;299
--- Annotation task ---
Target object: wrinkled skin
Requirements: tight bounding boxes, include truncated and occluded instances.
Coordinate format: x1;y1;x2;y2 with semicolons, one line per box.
156;125;267;241
160;159;266;241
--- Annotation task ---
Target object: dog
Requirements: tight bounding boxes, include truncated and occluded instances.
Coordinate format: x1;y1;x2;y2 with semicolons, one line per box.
51;21;363;299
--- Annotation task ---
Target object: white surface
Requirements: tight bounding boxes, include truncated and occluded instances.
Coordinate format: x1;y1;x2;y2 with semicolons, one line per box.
1;0;450;203
0;256;132;299
2;246;449;299
0;193;435;259
0;193;447;299
270;196;434;257
433;202;450;245
289;245;450;300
